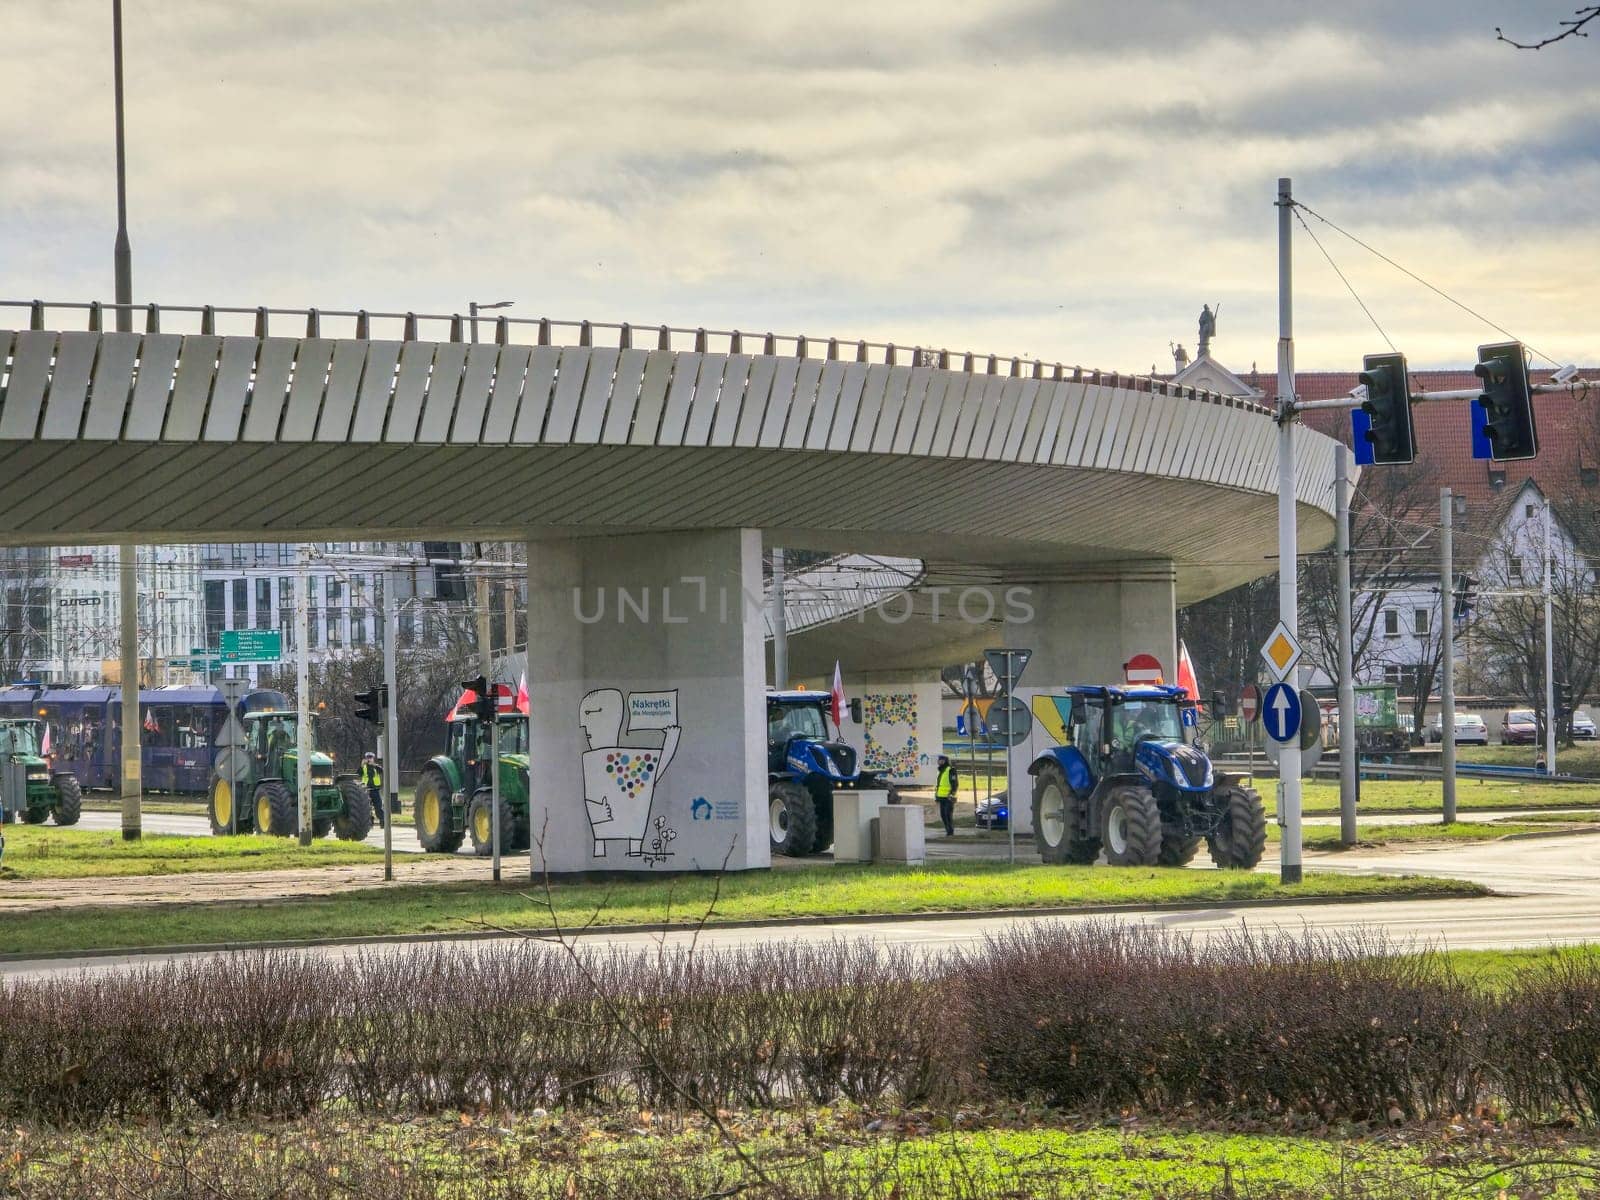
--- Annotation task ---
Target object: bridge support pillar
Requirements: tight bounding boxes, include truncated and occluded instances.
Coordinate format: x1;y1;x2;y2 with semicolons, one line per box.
833;671;943;790
1001;562;1178;688
525;528;769;875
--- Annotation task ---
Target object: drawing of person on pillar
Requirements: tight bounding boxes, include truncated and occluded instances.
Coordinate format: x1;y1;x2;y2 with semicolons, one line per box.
579;688;681;859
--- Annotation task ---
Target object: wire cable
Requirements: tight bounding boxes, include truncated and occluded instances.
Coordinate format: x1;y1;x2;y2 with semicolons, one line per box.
1295;200;1560;367
1293;207;1399;355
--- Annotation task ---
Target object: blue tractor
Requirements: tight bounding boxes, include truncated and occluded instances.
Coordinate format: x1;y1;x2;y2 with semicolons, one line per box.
766;690;901;856
1027;685;1266;869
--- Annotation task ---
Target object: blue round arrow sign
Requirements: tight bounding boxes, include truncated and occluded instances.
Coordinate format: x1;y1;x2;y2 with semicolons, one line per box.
1263;682;1301;744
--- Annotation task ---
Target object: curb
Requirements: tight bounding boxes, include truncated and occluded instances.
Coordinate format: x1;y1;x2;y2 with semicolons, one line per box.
0;885;1489;966
1498;825;1600;842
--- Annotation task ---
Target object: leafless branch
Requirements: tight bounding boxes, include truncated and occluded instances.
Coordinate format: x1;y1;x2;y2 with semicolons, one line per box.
1498;5;1600;48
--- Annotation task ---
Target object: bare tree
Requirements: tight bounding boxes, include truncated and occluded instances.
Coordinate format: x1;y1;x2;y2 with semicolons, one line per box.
1498;5;1600;48
1177;575;1278;707
1470;498;1600;744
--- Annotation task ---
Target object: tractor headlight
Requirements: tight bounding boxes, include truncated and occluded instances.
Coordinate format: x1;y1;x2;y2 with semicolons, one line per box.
27;772;48;782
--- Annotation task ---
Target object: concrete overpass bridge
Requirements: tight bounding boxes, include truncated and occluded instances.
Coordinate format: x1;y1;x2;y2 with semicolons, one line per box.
0;299;1346;872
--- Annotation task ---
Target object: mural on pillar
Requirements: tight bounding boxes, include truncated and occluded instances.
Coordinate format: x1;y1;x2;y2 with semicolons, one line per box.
579;688;682;864
861;693;919;781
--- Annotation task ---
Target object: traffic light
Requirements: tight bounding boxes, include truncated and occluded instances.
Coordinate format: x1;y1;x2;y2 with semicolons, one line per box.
461;674;495;722
425;541;468;602
1558;682;1575;718
1359;352;1415;465
354;685;387;725
1452;574;1478;622
1475;341;1538;461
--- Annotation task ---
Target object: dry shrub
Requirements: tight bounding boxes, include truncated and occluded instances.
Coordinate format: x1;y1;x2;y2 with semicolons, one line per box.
1494;948;1600;1123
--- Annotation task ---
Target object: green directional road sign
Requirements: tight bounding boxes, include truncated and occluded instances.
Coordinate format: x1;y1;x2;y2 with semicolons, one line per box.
220;629;282;663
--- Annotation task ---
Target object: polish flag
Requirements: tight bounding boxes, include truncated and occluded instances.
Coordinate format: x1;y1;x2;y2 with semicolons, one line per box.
446;689;477;722
830;661;846;735
40;724;50;756
515;672;530;715
1176;639;1201;706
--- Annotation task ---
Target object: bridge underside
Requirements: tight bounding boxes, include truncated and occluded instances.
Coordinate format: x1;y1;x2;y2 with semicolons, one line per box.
0;441;1326;606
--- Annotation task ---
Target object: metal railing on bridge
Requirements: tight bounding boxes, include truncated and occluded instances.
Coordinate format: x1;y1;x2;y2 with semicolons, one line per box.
0;298;1270;416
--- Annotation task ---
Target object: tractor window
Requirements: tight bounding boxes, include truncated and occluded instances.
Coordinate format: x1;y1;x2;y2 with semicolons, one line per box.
1113;701;1184;744
768;703;828;744
498;720;527;757
448;721;469;763
0;724;39;755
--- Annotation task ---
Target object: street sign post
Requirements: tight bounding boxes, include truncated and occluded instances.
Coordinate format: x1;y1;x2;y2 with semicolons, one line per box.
987;696;1031;746
985;647;1032;864
1240;684;1261;722
1260;623;1302;681
1123;653;1164;685
1263;682;1301;745
220;629;282;664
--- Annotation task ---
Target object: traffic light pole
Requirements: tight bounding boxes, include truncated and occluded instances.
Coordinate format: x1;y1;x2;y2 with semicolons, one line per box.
1440;489;1457;823
383;573;399;882
477;575;501;882
1276;176;1303;886
1545;500;1557;775
1335;446;1357;847
296;545;312;847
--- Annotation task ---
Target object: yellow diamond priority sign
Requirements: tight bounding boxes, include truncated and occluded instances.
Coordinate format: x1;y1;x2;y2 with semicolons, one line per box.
1259;621;1302;681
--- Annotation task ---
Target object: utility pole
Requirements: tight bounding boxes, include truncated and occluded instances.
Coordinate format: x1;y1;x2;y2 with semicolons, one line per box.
477;572;501;880
1544;499;1557;775
771;548;788;689
1335;446;1357;846
1441;488;1457;823
296;545;312;845
1276;176;1303;885
383;571;399;882
118;543;141;840
111;0;132;332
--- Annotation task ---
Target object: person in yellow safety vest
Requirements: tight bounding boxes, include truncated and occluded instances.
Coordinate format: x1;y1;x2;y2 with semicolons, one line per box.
360;752;385;828
934;754;959;837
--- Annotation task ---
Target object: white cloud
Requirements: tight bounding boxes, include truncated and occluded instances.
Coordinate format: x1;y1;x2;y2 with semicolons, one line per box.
1;0;1596;370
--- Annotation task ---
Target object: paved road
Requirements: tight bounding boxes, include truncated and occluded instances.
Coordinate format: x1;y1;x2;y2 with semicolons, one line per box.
6;836;1600;982
76;809;428;854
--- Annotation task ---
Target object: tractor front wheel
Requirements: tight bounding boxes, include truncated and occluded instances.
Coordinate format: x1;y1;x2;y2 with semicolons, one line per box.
1099;784;1162;867
769;779;818;857
1207;785;1268;869
254;780;297;838
20;807;48;825
208;776;242;835
1032;761;1099;865
414;767;464;853
1158;830;1201;867
468;790;516;857
51;775;82;826
334;778;374;842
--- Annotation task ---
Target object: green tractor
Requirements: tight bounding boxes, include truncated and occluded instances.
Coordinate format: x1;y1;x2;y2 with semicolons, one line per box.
206;710;373;840
0;717;82;827
414;712;531;855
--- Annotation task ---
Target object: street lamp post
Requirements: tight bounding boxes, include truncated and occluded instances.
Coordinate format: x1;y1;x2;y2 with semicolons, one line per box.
469;300;514;344
112;0;132;332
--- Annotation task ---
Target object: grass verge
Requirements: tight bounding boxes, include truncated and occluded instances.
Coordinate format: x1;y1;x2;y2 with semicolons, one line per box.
0;860;1481;957
0;827;386;880
1289;776;1600;815
5;1107;1596;1200
1292;819;1588;850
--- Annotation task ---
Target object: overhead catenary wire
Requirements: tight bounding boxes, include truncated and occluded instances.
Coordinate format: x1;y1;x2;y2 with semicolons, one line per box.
1292;206;1399;356
1294;200;1560;368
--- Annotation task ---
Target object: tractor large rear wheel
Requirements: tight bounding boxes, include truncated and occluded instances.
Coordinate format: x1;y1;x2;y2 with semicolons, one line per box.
254;780;297;838
207;775;240;835
1099;784;1162;867
1032;761;1100;865
1207;785;1267;869
334;778;374;842
768;779;818;857
414;767;464;853
51;775;82;826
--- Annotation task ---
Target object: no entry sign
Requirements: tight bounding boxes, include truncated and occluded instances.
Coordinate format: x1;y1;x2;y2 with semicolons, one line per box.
1123;653;1164;685
1240;684;1261;722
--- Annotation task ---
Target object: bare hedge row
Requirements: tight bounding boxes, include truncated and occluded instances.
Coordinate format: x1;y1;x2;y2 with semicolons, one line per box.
3;925;1598;1126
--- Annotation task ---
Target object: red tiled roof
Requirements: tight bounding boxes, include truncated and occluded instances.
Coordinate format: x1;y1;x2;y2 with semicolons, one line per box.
1239;368;1600;509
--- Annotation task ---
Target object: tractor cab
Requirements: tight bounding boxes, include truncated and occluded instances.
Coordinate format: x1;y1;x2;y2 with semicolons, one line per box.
766;691;858;780
245;711;334;783
1065;687;1205;789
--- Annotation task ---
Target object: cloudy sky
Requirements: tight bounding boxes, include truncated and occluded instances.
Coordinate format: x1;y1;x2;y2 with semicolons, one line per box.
2;1;1596;373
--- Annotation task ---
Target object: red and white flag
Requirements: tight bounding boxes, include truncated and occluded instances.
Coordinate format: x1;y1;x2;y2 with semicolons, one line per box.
515;672;530;715
1176;639;1201;706
40;724;50;756
445;689;477;722
830;661;846;735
